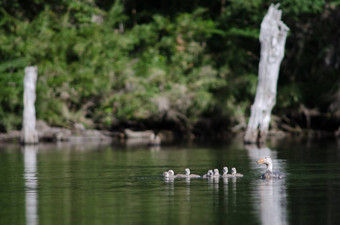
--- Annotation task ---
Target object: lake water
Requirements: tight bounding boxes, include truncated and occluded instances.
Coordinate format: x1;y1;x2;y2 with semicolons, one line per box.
1;138;340;225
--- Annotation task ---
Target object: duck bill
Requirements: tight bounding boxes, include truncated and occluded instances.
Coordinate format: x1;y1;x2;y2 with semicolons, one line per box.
256;158;265;164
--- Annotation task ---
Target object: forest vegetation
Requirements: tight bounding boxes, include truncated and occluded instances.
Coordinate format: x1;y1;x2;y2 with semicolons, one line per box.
0;0;339;138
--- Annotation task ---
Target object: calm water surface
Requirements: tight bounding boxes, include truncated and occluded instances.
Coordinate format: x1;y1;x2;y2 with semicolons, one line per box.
1;138;340;225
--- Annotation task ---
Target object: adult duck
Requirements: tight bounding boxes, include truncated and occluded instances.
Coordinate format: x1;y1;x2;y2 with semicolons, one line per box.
256;156;285;179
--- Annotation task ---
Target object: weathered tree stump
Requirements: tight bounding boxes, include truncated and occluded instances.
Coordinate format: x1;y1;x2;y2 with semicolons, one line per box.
244;4;289;144
21;66;39;144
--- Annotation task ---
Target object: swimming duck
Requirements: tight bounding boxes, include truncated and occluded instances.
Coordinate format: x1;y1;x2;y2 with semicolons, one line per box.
174;170;187;178
213;169;221;178
231;167;243;177
203;169;213;178
166;169;186;178
163;171;169;178
222;167;233;178
256;156;285;179
185;168;201;178
168;170;176;178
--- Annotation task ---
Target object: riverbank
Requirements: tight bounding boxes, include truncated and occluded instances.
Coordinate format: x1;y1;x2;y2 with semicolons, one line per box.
0;119;338;145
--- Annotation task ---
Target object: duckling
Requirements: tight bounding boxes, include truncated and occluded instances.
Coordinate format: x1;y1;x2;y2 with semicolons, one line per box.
174;169;187;178
231;167;243;177
185;168;201;178
163;171;169;178
203;169;213;178
222;167;233;178
168;170;176;178
213;168;221;178
165;169;185;178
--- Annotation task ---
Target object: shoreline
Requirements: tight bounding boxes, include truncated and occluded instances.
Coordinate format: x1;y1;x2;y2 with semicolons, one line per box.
0;126;338;145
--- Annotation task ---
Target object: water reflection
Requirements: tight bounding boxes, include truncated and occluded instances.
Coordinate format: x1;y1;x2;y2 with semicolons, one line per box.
245;145;287;225
222;177;228;186
125;138;150;147
256;179;287;225
232;177;237;209
23;145;38;225
163;176;195;185
206;176;219;191
186;178;191;201
163;176;175;203
163;176;175;183
149;145;161;152
2;140;340;225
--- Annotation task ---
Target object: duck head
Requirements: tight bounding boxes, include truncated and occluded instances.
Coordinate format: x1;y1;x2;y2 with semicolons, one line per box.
213;168;219;176
163;171;169;178
223;167;228;174
168;170;175;176
185;168;190;176
257;156;273;172
231;167;237;175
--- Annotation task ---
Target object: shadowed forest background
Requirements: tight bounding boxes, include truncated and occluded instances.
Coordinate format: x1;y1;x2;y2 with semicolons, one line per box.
0;0;339;138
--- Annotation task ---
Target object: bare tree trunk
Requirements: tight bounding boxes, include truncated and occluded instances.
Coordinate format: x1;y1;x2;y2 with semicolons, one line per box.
244;4;289;144
21;66;39;145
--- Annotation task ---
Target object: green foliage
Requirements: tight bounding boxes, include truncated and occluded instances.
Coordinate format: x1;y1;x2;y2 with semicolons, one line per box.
281;0;325;16
0;57;27;131
0;0;339;132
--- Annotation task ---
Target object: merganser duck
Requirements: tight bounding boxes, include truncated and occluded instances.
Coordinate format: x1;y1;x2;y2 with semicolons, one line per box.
256;156;285;179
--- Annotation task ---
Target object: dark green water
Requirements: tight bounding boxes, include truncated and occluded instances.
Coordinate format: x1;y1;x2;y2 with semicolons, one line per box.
1;138;340;225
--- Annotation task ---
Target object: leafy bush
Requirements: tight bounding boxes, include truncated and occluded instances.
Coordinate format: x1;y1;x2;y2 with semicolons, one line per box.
0;0;339;133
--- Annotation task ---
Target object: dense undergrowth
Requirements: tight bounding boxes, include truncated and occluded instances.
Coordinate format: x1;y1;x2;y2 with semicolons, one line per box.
0;0;339;135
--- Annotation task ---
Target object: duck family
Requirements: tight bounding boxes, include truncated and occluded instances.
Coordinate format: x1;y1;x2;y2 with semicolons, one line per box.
163;166;244;179
163;156;284;179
